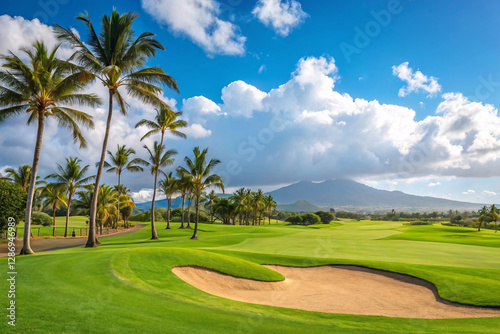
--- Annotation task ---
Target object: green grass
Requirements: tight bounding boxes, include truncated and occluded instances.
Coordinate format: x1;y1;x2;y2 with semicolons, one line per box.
2;219;500;333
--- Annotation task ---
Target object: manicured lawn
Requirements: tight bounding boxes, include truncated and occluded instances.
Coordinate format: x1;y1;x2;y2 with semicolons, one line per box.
1;219;500;333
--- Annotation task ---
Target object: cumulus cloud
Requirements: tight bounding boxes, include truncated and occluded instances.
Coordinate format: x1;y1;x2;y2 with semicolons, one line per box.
183;123;212;138
181;56;500;187
141;0;246;56
221;80;267;118
252;0;308;36
428;182;441;187
462;189;475;195
392;62;441;97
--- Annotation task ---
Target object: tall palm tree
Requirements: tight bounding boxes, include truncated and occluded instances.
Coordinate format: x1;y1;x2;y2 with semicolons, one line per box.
55;9;178;248
177;147;224;240
214;198;232;225
0;41;98;254
104;145;146;228
135;106;187;148
251;190;265;225
158;172;178;229
263;194;277;224
143;141;177;239
5;165;32;191
41;183;68;237
477;206;489;232
490;204;499;233
46;157;94;237
175;172;193;229
73;184;94;217
202;190;219;223
231;188;248;225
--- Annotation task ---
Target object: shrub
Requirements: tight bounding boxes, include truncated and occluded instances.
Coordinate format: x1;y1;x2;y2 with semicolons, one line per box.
31;211;52;226
0;180;27;232
302;213;321;225
314;211;335;224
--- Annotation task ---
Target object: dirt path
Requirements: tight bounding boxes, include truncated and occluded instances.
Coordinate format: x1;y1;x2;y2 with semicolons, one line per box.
0;224;146;257
173;265;500;319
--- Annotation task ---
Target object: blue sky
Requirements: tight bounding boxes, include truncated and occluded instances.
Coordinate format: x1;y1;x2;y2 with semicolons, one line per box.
2;0;500;204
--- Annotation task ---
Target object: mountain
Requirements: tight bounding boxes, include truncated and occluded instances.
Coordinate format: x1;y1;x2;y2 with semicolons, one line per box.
267;179;484;212
135;197;187;211
276;200;323;213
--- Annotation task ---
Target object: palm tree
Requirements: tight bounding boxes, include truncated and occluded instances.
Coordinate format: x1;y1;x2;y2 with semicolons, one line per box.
0;41;98;254
251;190;265;225
490;204;499;233
143;141;177;239
477;206;489;231
95;185;118;235
41;183;68;237
158;172;178;229
55;9;178;248
135;106;187;148
175;172;193;229
177;147;224;240
231;188;248;225
214;198;232;225
104;145;146;228
263;194;277;224
202;190;219;223
74;185;94;216
5;165;32;191
46;157;94;237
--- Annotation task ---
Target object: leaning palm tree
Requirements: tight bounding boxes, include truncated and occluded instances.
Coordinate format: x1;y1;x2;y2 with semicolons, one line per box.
104;145;146;228
158;172;178;229
0;41;98;254
263;194;277;224
55;9;178;248
143;141;177;239
41;183;68;237
202;190;219;223
177;147;224;240
46;157;94;237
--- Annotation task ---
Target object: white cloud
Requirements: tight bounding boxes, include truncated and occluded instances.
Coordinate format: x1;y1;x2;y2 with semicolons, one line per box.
428;182;441;187
482;190;497;196
258;64;267;74
252;0;308;37
141;0;246;55
221;80;267;118
462;189;475;194
392;62;441;97
184;123;212;138
131;189;165;203
182;95;222;124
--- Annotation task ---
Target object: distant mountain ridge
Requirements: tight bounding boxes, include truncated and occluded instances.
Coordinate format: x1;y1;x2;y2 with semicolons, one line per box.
267;179;484;212
135;179;484;213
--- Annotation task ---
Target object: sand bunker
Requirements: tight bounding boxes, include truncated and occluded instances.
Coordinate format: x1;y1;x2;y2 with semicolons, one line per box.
173;265;500;319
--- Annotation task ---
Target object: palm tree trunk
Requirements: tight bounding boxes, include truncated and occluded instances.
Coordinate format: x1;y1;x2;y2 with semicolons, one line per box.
187;199;192;228
20;110;45;255
166;197;171;229
210;205;214;224
65;193;72;237
150;169;159;240
179;195;186;229
269;209;271;224
191;196;200;240
52;207;56;237
116;171;121;229
87;90;114;247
